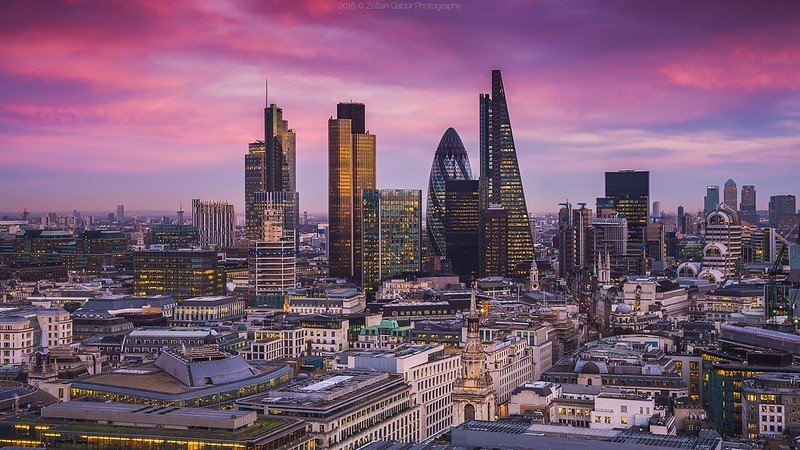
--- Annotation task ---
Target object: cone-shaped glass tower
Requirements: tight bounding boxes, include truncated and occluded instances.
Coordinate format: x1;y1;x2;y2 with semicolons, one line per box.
426;127;473;257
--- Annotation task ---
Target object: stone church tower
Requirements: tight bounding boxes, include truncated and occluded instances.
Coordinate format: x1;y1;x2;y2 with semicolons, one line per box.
452;286;496;426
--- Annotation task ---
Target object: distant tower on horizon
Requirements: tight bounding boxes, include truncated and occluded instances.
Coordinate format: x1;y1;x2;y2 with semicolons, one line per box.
597;170;650;267
479;70;534;276
328;102;376;283
724;178;737;211
740;184;758;224
116;204;125;224
741;185;756;212
704;185;720;215
652;201;662;219
426;127;473;258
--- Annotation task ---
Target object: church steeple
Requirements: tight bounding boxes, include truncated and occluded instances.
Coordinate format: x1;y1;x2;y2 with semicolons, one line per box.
452;283;496;426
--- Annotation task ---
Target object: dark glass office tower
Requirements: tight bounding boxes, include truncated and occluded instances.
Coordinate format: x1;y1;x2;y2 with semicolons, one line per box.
479;70;534;275
328;103;376;282
336;102;366;134
769;194;797;227
426;128;473;257
599;170;650;260
479;205;508;277
445;180;480;282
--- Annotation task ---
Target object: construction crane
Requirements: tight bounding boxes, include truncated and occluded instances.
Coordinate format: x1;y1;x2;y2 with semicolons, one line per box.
766;225;798;327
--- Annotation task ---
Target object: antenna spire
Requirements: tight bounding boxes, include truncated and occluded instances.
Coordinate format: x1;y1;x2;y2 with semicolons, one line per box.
265;77;269;107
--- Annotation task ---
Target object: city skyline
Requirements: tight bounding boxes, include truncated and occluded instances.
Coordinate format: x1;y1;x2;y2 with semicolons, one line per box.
2;1;800;215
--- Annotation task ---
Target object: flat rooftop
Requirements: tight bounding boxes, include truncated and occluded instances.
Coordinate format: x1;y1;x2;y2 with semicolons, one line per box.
239;371;406;412
179;296;239;306
42;401;256;431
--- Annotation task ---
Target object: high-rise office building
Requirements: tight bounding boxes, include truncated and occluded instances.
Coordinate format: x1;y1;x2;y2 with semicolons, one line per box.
704;186;720;215
361;189;422;296
191;199;235;248
769;195;797;228
264;103;296;193
724;179;737;211
249;207;296;308
741;185;756;212
245;90;298;242
597;170;649;263
245;140;267;240
557;203;575;277
151;224;198;249
646;221;666;264
251;191;299;245
444;179;480;282
328;103;377;282
116;205;125;224
677;205;686;234
651;201;662;219
740;185;758;225
426;128;473;257
479;70;534;274
479;205;509;277
703;204;742;279
132;249;225;300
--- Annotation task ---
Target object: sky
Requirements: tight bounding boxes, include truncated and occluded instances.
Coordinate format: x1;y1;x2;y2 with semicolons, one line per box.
1;0;799;216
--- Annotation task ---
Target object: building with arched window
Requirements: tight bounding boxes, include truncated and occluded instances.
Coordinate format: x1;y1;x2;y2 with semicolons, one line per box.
702;204;742;279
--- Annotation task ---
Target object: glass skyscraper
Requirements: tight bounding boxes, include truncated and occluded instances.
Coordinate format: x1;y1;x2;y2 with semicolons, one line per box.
361;189;422;297
426;127;473;257
444;179;480;282
704;185;720;215
245;97;298;242
328;103;376;282
479;70;534;275
598;170;650;261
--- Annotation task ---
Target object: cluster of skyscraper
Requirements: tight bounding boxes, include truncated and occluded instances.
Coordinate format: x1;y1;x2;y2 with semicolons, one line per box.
243;70;538;301
425;70;535;281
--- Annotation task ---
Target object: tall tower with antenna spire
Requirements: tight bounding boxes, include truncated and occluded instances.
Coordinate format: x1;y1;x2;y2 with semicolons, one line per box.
452;284;496;426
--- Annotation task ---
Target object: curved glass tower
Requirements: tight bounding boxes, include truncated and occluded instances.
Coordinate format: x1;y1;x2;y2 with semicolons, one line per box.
426;127;473;256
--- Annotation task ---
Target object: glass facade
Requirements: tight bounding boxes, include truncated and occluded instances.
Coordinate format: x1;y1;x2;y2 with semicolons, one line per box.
444;179;479;282
361;189;422;296
600;170;650;263
151;225;198;249
132;249;225;300
426;127;473;257
328;103;376;282
479;70;534;275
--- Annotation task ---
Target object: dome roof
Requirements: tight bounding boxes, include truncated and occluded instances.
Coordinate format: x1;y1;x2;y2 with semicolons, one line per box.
434;127;468;158
580;361;602;374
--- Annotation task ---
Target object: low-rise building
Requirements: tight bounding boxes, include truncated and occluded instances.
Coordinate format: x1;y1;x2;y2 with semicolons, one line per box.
120;327;245;358
287;287;366;315
339;344;460;440
171;295;244;326
742;372;800;439
355;319;411;349
237;371;421;449
590;392;655;430
1;400;312;449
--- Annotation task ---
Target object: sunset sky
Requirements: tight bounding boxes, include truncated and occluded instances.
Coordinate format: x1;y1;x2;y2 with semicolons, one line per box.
2;0;799;215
